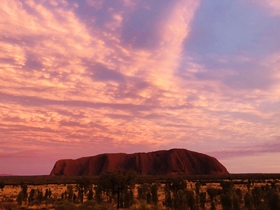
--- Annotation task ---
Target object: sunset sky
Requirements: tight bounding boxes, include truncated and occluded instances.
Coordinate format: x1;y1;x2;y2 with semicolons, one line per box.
1;0;280;175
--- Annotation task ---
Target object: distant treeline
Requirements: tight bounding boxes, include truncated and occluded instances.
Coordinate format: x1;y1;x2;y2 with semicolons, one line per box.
1;171;279;210
1;173;280;185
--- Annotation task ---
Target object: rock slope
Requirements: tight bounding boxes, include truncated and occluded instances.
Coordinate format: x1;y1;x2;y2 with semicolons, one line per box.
50;149;229;176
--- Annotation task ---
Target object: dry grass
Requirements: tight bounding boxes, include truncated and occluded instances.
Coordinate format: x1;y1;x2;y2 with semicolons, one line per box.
0;174;279;209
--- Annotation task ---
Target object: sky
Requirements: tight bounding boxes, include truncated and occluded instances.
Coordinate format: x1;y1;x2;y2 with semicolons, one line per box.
0;0;280;175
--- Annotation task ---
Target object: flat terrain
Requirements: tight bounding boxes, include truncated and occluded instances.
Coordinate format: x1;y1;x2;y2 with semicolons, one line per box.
1;173;280;185
0;173;279;210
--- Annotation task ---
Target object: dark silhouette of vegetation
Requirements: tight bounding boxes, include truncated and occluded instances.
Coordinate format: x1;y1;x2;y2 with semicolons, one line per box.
151;182;159;204
28;188;43;205
220;181;242;210
163;176;195;210
138;182;159;205
207;187;220;210
87;188;94;201
266;188;280;210
252;186;265;210
17;183;28;205
244;191;253;210
0;181;5;190
199;191;207;209
1;173;279;209
75;177;92;203
96;170;137;209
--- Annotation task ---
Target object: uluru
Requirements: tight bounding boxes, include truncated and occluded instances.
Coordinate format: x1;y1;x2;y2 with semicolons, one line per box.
50;148;229;176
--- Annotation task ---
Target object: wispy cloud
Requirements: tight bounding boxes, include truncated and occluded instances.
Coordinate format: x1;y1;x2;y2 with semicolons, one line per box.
209;137;280;159
0;0;279;174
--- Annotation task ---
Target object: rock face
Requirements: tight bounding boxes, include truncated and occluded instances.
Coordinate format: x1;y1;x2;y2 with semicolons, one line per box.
50;149;229;176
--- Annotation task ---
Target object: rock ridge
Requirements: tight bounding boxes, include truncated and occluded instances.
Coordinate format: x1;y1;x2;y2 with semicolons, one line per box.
50;148;229;176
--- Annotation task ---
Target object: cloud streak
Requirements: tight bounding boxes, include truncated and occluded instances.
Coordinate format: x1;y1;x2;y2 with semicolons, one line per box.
0;0;279;174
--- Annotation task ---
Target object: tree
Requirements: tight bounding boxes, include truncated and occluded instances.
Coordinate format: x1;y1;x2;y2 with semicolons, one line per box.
29;188;36;204
96;170;136;209
0;181;5;190
221;191;233;210
138;183;150;202
87;188;94;201
195;182;201;209
164;183;173;209
17;191;24;206
251;186;265;209
163;176;196;210
17;183;28;205
199;192;207;209
44;188;52;206
244;192;253;210
67;185;74;201
207;187;220;210
266;189;280;210
187;189;196;210
137;182;159;205
75;177;92;203
220;181;242;210
151;183;159;204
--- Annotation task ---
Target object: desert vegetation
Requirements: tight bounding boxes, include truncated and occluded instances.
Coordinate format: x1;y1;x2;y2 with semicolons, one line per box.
0;173;279;210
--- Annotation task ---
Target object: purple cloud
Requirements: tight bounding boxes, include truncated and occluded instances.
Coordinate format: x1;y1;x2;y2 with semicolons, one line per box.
0;0;280;174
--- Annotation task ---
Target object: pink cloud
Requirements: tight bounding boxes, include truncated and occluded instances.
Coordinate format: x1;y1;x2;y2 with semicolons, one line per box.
250;0;280;16
0;0;280;174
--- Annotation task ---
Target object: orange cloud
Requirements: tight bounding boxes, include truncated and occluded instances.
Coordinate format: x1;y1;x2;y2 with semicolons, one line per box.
1;0;280;174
